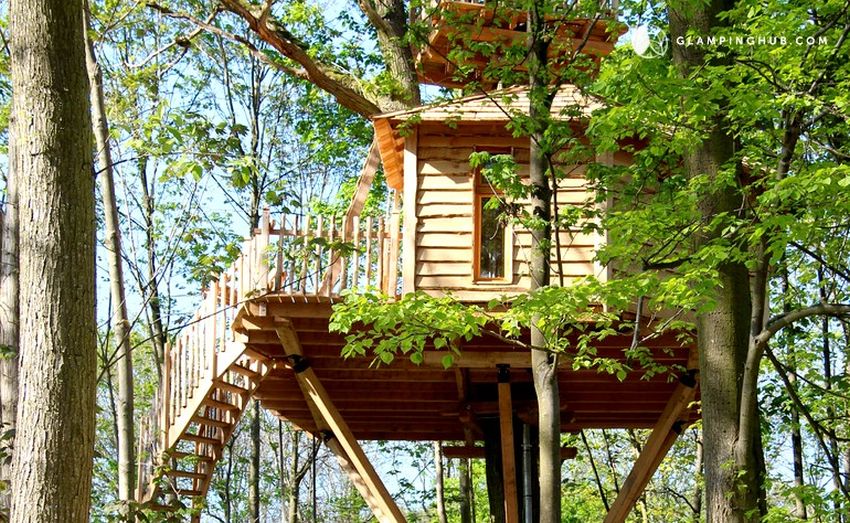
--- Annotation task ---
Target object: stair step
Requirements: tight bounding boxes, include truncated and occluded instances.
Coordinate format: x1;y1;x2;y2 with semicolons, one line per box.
170;451;214;462
193;414;231;429
176;489;202;497
183;432;221;446
202;397;239;412
243;347;268;361
168;469;206;480
230;364;260;380
214;380;249;395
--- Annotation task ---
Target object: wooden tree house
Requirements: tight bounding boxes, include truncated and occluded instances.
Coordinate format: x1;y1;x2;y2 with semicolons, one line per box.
136;3;698;523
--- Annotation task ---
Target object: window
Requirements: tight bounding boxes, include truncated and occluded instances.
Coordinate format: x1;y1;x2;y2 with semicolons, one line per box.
473;147;512;281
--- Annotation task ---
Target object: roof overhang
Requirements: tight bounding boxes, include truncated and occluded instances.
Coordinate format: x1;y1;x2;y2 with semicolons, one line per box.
372;84;604;191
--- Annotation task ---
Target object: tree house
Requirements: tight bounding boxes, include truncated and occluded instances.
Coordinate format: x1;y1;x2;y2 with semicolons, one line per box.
136;4;698;523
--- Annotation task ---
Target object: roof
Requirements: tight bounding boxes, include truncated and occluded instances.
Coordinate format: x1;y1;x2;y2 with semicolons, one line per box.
373;84;604;190
379;84;603;122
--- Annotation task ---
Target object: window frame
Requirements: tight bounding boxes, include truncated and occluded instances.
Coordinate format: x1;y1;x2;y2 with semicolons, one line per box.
472;146;514;283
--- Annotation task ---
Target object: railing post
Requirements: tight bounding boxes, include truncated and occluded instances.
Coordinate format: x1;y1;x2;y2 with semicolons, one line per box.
275;213;285;291
326;215;336;298
163;341;172;444
314;215;324;294
388;192;402;297
377;217;385;292
351;215;361;291
300;215;310;294
261;207;271;289
365;216;373;287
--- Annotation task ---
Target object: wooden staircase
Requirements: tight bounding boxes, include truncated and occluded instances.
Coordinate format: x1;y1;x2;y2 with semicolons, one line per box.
135;207;401;514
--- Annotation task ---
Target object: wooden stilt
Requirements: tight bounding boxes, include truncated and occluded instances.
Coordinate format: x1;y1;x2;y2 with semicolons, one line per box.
497;365;520;523
603;350;699;523
276;321;407;523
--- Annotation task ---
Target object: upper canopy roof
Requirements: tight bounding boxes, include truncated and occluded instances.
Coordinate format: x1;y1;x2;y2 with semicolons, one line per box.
416;0;622;88
373;84;605;189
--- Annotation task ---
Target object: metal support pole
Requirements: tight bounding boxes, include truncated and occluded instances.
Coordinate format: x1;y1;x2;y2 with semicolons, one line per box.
522;423;533;523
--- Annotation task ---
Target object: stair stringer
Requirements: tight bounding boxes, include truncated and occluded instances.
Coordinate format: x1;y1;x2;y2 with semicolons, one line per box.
140;342;274;512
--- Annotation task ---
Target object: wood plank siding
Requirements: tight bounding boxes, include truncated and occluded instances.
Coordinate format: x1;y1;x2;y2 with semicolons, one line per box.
412;123;603;300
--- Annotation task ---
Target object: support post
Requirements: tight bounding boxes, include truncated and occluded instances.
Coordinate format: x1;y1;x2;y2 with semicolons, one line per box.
276;322;407;523
497;365;519;523
603;361;698;523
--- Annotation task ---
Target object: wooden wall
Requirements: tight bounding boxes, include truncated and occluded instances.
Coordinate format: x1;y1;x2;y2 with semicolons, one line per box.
406;122;608;302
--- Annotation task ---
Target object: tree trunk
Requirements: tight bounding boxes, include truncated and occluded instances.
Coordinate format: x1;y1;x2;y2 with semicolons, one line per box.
83;9;135;511
692;430;704;522
249;400;261;522
669;3;758;521
527;1;559;520
458;457;473;523
138;158;167;368
0;146;18;518
434;442;448;523
8;0;96;521
789;366;807;519
483;421;506;523
287;428;300;523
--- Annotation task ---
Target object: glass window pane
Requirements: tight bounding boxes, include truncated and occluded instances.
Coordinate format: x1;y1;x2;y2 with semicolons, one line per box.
479;197;505;279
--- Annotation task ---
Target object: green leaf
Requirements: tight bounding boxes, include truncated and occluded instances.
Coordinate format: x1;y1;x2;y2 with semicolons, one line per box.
441;354;454;369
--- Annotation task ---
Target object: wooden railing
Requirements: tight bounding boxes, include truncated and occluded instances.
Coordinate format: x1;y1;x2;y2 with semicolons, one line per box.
136;208;402;505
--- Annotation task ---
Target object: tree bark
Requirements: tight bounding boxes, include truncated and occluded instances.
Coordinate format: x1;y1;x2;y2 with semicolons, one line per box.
434;441;448;523
249;400;261;522
0;143;18;518
669;3;759;521
692;430;704;522
138;157;167;368
83;8;136;510
458;457;473;523
286;428;300;523
483;421;506;523
8;0;96;521
783;270;807;519
356;0;420;107
527;1;559;521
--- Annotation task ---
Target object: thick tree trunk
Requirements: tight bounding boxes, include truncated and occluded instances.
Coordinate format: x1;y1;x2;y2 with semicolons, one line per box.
527;1;559;520
670;3;759;521
0;155;18;517
8;0;96;521
83;10;136;510
358;0;420;107
434;442;448;523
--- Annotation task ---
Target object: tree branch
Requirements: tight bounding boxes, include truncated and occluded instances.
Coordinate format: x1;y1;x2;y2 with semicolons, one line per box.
755;303;850;351
216;0;393;116
146;2;309;81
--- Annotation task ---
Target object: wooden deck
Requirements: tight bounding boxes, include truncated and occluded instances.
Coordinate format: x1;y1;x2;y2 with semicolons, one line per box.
136;207;698;521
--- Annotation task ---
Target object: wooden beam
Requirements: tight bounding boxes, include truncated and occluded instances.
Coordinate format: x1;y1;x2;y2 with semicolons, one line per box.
443;445;578;460
498;366;520;523
275;324;407;523
422;351;556;369
603;367;698;523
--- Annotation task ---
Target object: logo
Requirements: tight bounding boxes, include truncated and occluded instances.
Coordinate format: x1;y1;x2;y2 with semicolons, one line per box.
631;24;668;58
